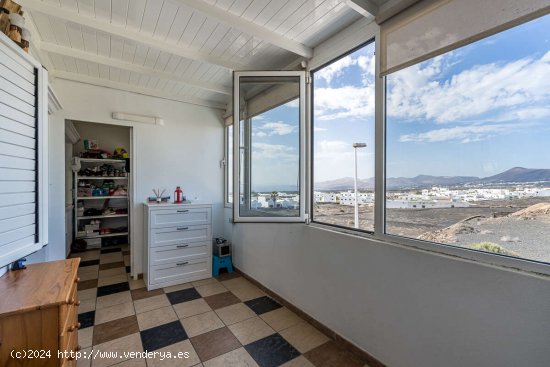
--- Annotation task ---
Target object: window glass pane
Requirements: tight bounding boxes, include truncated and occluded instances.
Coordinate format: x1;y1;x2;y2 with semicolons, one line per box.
238;76;300;217
312;41;376;231
385;15;550;264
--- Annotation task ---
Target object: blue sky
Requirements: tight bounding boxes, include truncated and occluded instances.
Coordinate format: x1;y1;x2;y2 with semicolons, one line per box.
247;14;550;189
249;101;300;191
385;14;550;178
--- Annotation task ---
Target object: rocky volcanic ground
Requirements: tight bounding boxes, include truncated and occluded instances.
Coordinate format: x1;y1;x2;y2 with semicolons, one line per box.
313;197;550;263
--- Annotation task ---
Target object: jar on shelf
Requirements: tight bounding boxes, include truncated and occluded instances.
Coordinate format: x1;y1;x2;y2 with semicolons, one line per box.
0;7;9;35
21;27;30;52
7;12;23;43
0;0;22;15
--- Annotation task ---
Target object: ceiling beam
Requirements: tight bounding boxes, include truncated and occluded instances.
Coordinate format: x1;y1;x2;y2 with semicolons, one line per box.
41;42;231;96
346;0;379;17
23;11;54;71
20;0;244;70
50;70;227;110
174;0;313;58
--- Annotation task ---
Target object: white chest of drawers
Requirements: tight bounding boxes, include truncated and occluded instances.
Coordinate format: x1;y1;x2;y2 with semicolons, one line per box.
144;203;212;290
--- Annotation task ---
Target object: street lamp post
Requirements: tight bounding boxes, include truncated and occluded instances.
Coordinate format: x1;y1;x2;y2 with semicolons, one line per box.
352;143;367;229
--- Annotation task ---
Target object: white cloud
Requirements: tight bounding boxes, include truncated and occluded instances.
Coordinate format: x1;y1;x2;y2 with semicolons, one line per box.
253;131;268;138
252;142;297;161
256;121;297;136
316;140;371;158
314;140;374;181
387;51;550;124
251;143;299;186
314;85;375;121
398;123;534;143
357;54;375;85
284;99;299;108
315;55;355;85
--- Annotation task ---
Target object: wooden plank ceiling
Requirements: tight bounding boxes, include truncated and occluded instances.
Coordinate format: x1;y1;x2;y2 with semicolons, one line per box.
20;0;387;110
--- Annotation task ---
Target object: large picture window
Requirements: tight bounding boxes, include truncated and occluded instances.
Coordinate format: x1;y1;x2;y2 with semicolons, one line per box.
384;14;550;264
311;41;376;232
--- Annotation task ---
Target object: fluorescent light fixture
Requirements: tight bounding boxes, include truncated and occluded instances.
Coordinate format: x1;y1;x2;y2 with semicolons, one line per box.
112;112;164;126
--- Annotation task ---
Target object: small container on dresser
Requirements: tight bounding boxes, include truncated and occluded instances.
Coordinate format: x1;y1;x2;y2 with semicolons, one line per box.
0;259;81;367
144;203;213;290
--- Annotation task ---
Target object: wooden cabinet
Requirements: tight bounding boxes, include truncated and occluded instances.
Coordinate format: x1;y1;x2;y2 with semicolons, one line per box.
0;259;81;367
144;203;212;290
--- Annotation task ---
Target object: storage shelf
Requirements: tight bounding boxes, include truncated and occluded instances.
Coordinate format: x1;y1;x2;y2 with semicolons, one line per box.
77;196;128;200
77;214;128;220
77;176;128;180
78;158;127;163
74;156;130;245
76;232;128;239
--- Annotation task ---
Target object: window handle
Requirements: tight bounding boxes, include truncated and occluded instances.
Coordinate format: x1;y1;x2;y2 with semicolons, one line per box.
176;262;188;266
177;210;189;213
177;227;188;231
177;244;189;248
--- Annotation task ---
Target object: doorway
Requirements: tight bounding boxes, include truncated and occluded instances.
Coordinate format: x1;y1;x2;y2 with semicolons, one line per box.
65;120;134;276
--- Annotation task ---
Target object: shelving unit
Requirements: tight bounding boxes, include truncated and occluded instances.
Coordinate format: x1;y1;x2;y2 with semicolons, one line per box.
76;232;129;240
73;158;130;248
77;196;128;200
78;214;128;220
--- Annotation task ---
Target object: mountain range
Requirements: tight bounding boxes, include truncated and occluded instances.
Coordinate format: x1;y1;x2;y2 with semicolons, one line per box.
315;167;550;191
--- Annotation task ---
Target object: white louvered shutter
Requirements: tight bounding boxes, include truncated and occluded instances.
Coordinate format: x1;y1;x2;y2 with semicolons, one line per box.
0;33;48;267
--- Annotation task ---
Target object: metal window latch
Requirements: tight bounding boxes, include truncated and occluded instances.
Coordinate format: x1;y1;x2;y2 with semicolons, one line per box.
177;227;189;231
177;210;189;213
176;262;188;266
176;244;189;248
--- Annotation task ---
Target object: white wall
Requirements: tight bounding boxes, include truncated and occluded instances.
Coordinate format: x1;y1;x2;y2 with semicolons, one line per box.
45;79;225;275
228;223;550;367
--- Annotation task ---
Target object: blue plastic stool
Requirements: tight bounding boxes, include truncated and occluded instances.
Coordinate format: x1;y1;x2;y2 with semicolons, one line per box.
212;255;234;276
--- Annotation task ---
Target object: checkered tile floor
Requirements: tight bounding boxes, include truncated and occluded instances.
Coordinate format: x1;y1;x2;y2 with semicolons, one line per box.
71;246;369;367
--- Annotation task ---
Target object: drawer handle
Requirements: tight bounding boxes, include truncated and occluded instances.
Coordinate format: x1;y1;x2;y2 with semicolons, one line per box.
177;210;189;213
76;345;81;352
69;298;76;305
176;244;189;248
177;227;189;231
75;300;81;306
68;322;81;332
176;262;189;266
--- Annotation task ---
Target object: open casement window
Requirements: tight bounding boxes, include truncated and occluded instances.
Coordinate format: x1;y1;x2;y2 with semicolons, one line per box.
233;71;307;223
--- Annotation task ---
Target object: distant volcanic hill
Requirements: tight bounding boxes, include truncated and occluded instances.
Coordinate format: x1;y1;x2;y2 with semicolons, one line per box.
479;167;550;183
315;167;550;191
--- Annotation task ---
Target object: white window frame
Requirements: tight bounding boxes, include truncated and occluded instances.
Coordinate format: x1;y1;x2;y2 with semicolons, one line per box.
233;70;307;223
224;125;233;208
373;22;550;276
310;39;376;234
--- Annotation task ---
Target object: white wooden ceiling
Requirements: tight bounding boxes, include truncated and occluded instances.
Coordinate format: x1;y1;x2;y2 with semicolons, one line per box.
20;0;391;110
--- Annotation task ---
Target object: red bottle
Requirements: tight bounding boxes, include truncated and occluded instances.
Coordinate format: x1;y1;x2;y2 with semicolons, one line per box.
174;186;183;204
